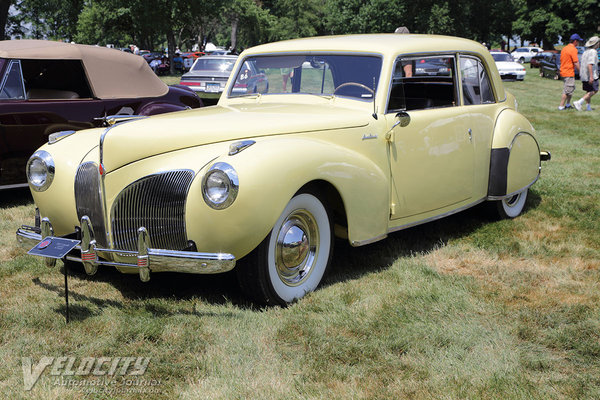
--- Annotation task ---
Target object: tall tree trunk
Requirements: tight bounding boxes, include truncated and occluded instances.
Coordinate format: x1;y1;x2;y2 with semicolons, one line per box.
0;0;12;40
230;16;238;53
167;29;176;75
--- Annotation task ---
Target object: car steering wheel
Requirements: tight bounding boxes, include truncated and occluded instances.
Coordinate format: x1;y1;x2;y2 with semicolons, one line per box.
333;82;375;96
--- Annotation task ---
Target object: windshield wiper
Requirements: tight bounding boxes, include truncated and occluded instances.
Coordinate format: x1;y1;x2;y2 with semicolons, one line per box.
233;93;262;99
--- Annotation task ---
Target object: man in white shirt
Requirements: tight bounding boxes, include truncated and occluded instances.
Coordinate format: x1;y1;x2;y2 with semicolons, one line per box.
574;36;599;111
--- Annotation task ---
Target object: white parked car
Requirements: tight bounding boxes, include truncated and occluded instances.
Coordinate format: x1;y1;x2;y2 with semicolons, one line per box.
510;46;543;63
491;52;526;81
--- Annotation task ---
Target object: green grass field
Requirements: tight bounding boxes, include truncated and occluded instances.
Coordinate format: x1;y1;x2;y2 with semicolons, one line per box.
1;68;599;399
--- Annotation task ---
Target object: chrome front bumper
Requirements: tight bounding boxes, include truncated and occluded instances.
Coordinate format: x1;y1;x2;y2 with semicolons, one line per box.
16;216;236;282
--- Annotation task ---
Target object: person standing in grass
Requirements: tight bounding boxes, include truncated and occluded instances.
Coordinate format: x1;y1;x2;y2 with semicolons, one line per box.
574;36;599;111
558;33;582;110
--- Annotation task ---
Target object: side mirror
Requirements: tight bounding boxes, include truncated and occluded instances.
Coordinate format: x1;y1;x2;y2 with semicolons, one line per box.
385;111;410;142
396;111;411;127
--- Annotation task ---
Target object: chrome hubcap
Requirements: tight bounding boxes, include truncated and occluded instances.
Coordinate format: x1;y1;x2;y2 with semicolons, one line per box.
275;209;319;286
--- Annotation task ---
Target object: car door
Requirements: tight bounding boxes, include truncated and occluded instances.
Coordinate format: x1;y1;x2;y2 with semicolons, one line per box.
456;54;497;200
385;54;475;219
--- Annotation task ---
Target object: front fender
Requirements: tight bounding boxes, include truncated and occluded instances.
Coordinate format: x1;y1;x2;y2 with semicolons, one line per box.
488;108;540;197
185;136;389;259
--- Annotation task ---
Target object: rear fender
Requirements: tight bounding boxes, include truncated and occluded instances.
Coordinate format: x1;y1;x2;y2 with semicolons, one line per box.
488;109;540;198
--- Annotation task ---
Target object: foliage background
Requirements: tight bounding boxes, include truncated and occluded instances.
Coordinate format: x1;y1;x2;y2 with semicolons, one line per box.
1;0;599;52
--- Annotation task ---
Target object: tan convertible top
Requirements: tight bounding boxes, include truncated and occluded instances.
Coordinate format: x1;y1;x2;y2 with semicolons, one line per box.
0;40;168;99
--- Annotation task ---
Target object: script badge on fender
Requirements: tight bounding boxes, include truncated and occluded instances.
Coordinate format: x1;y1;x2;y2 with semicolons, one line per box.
28;237;80;259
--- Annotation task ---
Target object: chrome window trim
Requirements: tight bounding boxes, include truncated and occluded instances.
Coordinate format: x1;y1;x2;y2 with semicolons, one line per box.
457;54;498;106
385;52;460;114
227;51;384;102
0;60;26;100
458;52;504;103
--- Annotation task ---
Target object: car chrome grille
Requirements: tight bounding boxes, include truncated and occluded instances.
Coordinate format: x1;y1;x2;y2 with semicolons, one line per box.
111;170;194;252
75;162;108;247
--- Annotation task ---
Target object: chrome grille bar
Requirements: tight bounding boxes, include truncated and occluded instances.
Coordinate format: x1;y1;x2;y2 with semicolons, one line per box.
75;162;108;247
111;170;194;252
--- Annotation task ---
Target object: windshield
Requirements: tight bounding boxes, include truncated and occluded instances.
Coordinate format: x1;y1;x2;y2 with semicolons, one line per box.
192;58;236;72
229;54;382;100
492;53;513;62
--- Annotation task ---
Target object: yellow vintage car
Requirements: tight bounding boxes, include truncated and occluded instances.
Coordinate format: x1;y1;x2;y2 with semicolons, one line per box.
17;34;550;305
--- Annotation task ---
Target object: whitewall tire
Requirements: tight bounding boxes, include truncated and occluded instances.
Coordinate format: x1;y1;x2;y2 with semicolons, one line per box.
237;193;333;305
496;189;528;219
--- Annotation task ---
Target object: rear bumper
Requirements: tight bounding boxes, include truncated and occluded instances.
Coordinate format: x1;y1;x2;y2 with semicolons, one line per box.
16;216;236;282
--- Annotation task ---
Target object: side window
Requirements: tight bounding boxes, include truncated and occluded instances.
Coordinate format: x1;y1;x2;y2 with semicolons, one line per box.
0;60;26;99
20;59;93;99
388;55;457;112
460;56;495;105
479;63;494;103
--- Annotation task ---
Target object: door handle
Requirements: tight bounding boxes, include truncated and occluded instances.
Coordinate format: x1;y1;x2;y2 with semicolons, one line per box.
467;128;472;142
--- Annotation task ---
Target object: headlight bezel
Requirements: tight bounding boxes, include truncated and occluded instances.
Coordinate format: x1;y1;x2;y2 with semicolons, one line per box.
202;162;239;210
26;150;55;192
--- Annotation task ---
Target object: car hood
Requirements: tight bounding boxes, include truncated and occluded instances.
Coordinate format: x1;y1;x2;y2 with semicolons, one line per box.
495;61;524;70
101;102;371;172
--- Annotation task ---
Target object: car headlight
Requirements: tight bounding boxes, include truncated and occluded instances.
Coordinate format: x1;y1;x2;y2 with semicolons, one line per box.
26;150;55;192
202;162;239;209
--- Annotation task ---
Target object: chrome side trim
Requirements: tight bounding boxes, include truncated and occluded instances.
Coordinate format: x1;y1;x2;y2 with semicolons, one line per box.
388;197;487;234
0;183;29;190
229;140;256;156
351;233;387;247
94;115;148;126
352;197;488;247
487;177;537;201
48;130;76;144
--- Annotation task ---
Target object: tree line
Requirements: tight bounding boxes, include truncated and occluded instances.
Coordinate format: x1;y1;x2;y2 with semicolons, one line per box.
1;0;598;55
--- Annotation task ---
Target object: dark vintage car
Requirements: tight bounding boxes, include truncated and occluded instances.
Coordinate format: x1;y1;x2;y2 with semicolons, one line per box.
540;52;581;80
530;50;557;69
0;40;202;189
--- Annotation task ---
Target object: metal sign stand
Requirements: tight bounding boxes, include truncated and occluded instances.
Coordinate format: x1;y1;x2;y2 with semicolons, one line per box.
63;261;70;323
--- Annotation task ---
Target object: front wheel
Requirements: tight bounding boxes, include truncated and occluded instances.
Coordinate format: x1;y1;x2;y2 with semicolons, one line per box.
237;193;333;305
494;189;528;219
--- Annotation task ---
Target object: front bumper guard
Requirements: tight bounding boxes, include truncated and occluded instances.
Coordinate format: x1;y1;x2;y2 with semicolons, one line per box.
16;216;236;282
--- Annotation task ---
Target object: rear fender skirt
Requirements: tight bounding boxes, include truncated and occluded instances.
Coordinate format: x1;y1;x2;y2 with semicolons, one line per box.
487;148;509;197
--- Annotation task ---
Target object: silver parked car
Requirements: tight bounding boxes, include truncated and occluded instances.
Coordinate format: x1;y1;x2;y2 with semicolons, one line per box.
179;55;238;99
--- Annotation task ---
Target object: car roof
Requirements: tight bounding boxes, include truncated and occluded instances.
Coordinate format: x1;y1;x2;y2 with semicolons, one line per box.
0;39;168;99
196;55;238;60
242;34;486;57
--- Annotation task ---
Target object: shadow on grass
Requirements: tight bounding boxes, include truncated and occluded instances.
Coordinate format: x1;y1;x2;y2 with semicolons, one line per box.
30;193;542;319
0;187;33;208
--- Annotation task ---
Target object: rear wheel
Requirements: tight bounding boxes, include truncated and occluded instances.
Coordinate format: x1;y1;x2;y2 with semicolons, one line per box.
494;189;528;219
237;193;333;305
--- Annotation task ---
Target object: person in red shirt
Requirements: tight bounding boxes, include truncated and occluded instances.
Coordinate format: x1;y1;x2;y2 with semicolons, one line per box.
558;33;582;110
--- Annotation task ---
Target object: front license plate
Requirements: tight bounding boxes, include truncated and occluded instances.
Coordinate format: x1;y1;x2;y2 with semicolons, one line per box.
206;83;220;92
28;237;80;259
